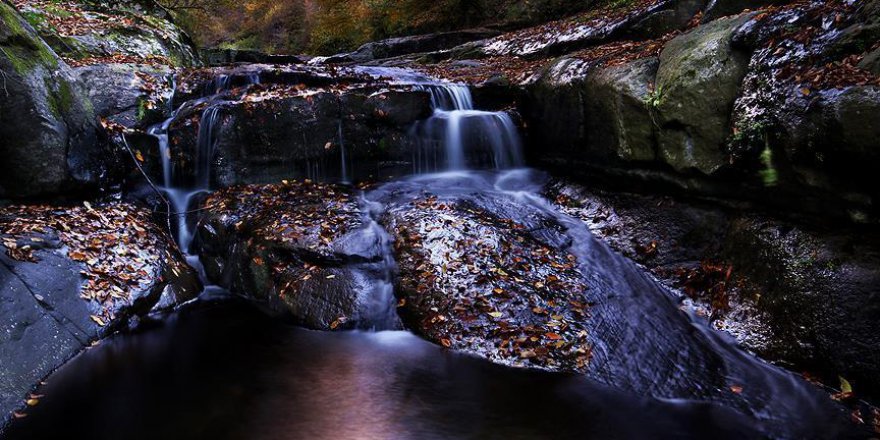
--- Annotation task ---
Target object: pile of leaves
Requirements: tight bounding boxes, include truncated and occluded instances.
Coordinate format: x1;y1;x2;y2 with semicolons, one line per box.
199;180;366;329
62;54;172;68
389;195;592;372
10;0;118;37
658;261;746;319
203;180;362;259
569;30;678;68
0;203;186;326
754;0;879;91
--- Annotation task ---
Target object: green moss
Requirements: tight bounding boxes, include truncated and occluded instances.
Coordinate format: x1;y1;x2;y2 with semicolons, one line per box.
43;4;75;19
759;142;778;187
1;3;59;75
20;10;51;31
0;3;26;35
44;77;77;118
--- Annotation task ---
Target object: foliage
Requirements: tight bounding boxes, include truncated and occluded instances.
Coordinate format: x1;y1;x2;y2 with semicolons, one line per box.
163;0;599;55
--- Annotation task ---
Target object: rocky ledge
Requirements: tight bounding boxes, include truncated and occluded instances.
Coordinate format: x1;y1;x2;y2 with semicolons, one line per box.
0;202;200;423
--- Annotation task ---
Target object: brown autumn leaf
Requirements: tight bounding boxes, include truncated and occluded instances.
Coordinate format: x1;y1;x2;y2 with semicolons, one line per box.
544;332;562;340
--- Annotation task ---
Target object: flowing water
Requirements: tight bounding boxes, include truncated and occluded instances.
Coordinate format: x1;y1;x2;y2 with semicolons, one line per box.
5;70;863;439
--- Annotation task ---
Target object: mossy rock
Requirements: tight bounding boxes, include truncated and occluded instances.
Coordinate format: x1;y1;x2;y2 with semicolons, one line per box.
12;0;199;67
655;13;756;174
585;57;659;162
1;2;120;198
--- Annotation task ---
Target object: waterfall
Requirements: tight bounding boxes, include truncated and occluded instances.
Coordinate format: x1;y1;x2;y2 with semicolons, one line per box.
338;121;349;184
411;83;523;172
148;75;228;253
196;106;221;189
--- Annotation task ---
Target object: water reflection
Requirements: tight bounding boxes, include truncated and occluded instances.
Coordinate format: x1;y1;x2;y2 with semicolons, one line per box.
3;299;782;440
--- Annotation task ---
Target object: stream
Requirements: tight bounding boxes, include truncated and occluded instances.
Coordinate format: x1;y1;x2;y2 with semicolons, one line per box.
1;68;864;439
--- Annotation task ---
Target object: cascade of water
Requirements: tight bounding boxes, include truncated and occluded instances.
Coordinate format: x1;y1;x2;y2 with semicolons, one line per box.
196;106;221;189
148;73;233;253
350;66;523;173
204;73;261;95
411;83;523;172
338;121;349;184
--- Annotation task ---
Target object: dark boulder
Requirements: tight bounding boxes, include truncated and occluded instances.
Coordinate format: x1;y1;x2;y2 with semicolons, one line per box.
13;0;199;66
165;84;432;186
72;63;173;128
702;0;787;22
728;1;880;220
0;202;199;427
0;2;121;199
193;181;399;330
624;0;706;39
723;217;880;398
653;13;756;174
528;55;659;165
476;0;703;60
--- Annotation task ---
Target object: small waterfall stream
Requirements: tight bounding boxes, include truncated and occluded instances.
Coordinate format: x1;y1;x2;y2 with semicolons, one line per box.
411;82;524;172
148;74;261;253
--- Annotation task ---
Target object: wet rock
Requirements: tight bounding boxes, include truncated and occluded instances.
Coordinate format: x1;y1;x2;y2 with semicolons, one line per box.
728;1;880;219
624;0;705;39
477;0;687;59
529;55;659;164
0;2;121;199
858;47;880;75
702;0;786;22
166;83;432;186
654;13;756;174
72;63;173;128
723;218;880;398
372;171;855;436
193;181;398;330
0;202;199;426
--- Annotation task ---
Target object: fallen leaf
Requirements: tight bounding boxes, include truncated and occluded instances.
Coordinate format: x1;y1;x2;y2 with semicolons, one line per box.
90;315;106;326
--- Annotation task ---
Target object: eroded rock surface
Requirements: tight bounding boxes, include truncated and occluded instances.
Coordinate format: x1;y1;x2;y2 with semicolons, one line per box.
155;65;434;187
